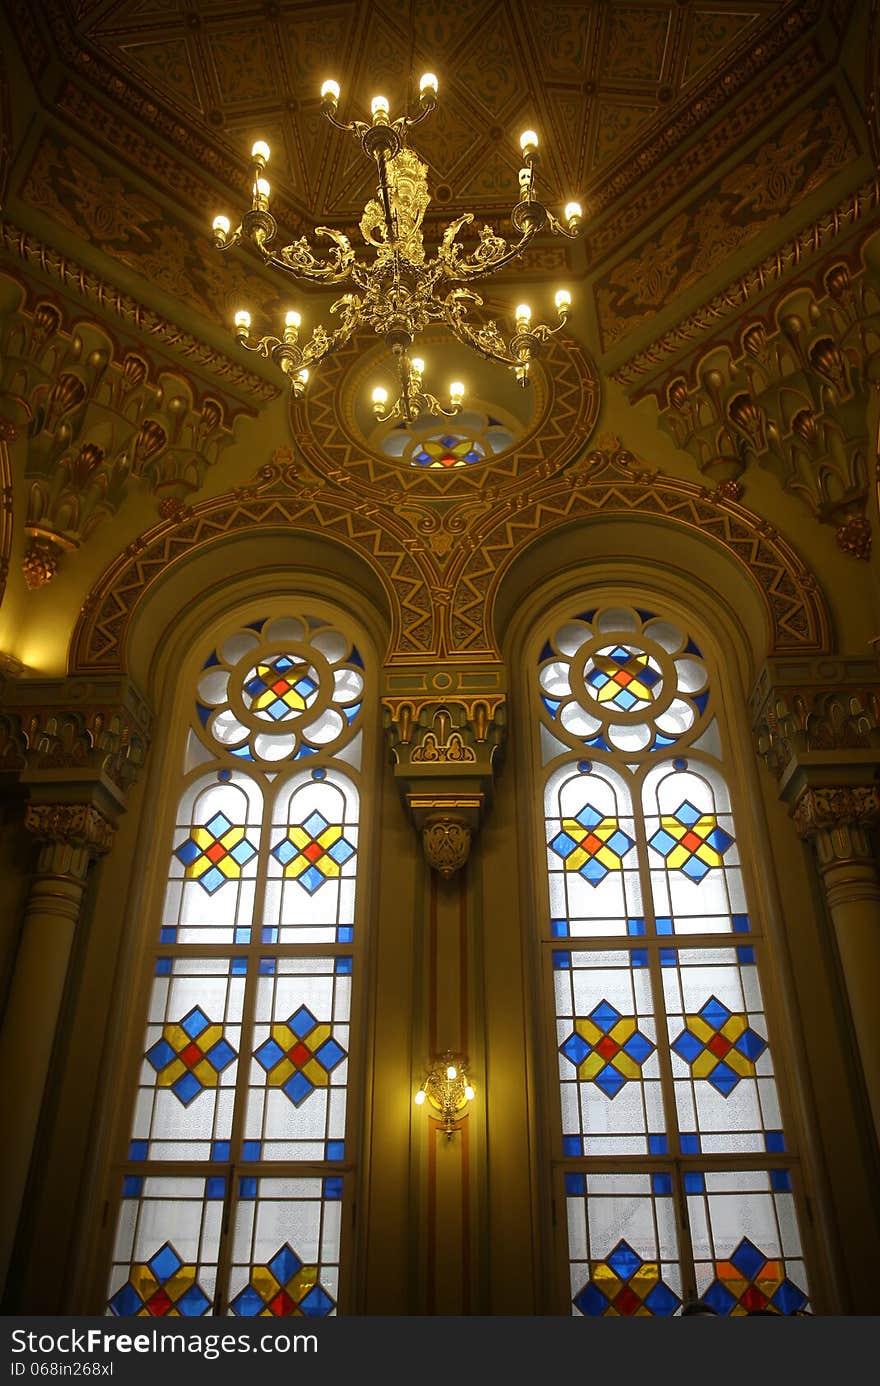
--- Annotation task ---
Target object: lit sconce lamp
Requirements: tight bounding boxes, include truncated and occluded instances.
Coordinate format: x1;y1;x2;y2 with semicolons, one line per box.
414;1051;475;1139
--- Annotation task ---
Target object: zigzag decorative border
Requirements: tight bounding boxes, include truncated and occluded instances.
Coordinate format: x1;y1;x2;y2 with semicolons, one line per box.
71;447;831;674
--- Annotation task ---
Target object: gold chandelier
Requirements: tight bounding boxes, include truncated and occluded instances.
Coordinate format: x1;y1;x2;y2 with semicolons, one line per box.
212;74;583;421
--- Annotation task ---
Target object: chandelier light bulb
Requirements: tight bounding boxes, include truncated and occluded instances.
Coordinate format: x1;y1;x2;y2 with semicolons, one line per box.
419;72;438;97
234;310;251;331
519;129;539;155
515;303;532;326
464;1084;475;1101
411;357;425;375
285;310;302;329
321;79;340;103
255;176;270;201
251;139;270;164
449;380;464;403
371;95;390;119
414;1089;426;1106
212;214;230;238
297;368;309;385
446;1064;457;1080
564;201;582;226
372;386;388;405
555;289;571;312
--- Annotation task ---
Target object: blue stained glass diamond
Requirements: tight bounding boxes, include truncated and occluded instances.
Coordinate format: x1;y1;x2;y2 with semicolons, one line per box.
327;838;355;865
302;810;329;838
289;1005;318;1038
707;1061;739;1095
706;826;733;852
174;838;201;866
255;1038;285;1071
676;801;702;827
200;866;226;894
560;1033;590;1067
464;450;480;462
682;856;710;882
300;1286;335;1317
298;865;325;894
644;1282;680;1316
649;828;677;857
294;676;317;698
314;1038;347;1071
729;1238;766;1281
580;858;609;885
440;435;457;448
587;670;610;689
699;996;731;1029
415;450;431;464
703;1281;736;1316
181;1007;210;1039
594;1065;627;1098
589;1000;621;1032
272;837;297;865
267;698;288;720
109;1282;143;1316
146;1038;176;1071
283;1071;314;1106
205;1038;236;1072
672;1029;704;1065
230;839;257;866
614;689;638;711
177;1284;211;1316
574;1283;609;1316
550;831;577;859
230;1286;265;1316
622;1031;654;1064
268;1245;302;1284
606;1241;642;1280
574;804;603;830
148;1244;182;1283
205;812;233;838
772;1280;807;1314
734;1028;767;1061
606;829;634;856
609;646;631;663
172;1071;203;1106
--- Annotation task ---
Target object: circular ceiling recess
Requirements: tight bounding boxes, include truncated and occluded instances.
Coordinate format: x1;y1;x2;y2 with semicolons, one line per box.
289;323;601;502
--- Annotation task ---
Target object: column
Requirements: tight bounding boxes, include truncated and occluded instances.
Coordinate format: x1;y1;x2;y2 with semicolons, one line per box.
0;802;114;1297
793;785;880;1144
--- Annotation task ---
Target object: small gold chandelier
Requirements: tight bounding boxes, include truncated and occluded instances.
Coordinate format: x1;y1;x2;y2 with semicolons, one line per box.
212;73;582;418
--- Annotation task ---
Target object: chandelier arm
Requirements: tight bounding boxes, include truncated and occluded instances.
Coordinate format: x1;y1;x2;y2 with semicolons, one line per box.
263;228;356;285
299;294;364;369
443;307;519;368
436;218;540;283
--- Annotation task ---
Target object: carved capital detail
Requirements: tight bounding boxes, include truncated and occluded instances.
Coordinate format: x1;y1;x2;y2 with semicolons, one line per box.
750;657;880;782
792;785;880;842
421;814;473;880
24;802;116;856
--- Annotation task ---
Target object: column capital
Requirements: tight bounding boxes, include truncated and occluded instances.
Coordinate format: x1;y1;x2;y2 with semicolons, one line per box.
750;656;880;789
383;663;505;877
792;784;880;838
24;801;116;878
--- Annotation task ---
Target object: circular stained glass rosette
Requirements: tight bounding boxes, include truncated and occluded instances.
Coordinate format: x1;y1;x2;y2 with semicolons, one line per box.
194;616;364;765
538;607;709;756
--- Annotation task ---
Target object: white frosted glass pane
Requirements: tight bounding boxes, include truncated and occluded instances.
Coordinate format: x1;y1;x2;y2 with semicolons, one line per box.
674;658;708;693
305;707;345;745
692;718;722;756
332;667;364;702
655;698;695;735
567;1199;587;1260
252;732;297;761
334;730;363;769
197;668;230;705
559;703;601;736
642;619;684;653
596;607;639;634
554;621;592;655
262;616;306;645
608;721;651;751
184;731;215;772
309;627;349;663
220;630;260;663
540;660;572;696
209;709;248;745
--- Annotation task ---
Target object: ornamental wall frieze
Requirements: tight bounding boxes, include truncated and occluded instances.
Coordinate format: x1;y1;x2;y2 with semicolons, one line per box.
70;441;832;677
751;656;880;782
594;90;860;354
645;246;880;558
0;674;151;794
612;177;880;386
0;279;253;585
0;224;280;404
586;34;829;265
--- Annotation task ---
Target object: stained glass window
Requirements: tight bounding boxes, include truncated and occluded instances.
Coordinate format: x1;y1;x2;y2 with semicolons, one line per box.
537;605;811;1314
375;408;516;468
107;612;368;1315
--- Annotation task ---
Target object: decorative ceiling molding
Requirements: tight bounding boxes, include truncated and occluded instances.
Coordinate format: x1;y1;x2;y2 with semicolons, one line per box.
70;440;831;676
611;176;880;387
0;223;281;404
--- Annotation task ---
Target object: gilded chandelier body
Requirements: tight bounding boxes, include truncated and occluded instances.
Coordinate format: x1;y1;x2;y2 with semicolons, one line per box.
212;75;582;414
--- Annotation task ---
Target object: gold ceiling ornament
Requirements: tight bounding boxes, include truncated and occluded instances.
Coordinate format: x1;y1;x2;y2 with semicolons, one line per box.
414;1051;475;1139
212;75;582;415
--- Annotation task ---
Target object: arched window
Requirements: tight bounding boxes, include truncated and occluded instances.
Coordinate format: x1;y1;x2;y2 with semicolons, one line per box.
536;604;811;1316
105;611;368;1317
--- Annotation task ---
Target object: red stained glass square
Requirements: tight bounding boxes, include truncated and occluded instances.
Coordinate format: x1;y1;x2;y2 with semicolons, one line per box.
269;1289;295;1315
741;1285;769;1311
580;832;602;854
613;1285;641;1315
205;841;226;863
596;1035;619;1060
303;842;323;862
615;670;633;687
180;1041;204;1068
147;1288;173;1316
708;1034;732;1058
288;1042;312;1067
680;830;702;851
271;679;291;695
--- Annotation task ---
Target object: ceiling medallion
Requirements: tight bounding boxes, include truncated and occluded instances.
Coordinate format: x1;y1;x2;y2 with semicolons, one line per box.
212;74;583;417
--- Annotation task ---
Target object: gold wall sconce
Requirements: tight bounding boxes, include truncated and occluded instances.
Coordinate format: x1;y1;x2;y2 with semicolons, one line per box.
414;1052;475;1138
